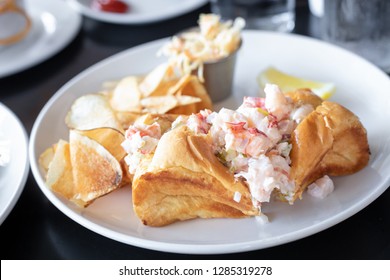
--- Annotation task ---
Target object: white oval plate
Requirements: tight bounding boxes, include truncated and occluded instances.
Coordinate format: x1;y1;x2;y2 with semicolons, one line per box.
0;103;29;225
0;0;81;78
29;31;390;254
66;0;208;24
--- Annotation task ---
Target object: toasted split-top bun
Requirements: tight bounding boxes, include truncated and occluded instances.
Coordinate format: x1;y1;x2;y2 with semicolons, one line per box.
285;88;323;109
132;90;370;226
290;100;370;200
132;126;259;226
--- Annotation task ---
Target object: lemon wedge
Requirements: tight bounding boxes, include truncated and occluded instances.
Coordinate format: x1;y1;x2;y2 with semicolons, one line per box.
257;67;336;99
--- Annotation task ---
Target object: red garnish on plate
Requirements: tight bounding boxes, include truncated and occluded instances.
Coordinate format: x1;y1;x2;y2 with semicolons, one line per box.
91;0;129;14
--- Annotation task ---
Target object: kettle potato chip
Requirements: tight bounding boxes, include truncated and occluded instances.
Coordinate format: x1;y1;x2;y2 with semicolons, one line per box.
66;94;123;132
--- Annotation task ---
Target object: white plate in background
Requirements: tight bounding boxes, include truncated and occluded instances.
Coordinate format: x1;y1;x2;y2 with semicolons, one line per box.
0;103;29;225
0;0;81;78
66;0;208;24
29;31;390;254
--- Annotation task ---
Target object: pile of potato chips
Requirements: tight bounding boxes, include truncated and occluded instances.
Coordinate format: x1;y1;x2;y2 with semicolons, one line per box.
39;62;213;207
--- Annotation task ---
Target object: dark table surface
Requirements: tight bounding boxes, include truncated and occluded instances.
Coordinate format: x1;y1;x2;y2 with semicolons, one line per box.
1;2;389;260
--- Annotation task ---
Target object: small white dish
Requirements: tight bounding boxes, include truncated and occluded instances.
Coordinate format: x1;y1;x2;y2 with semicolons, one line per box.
65;0;208;24
0;103;29;225
30;31;390;254
0;0;82;78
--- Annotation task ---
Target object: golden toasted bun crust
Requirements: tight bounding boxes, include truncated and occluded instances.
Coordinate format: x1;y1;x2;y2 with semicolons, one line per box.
290;101;370;199
132;126;259;226
285;88;323;108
